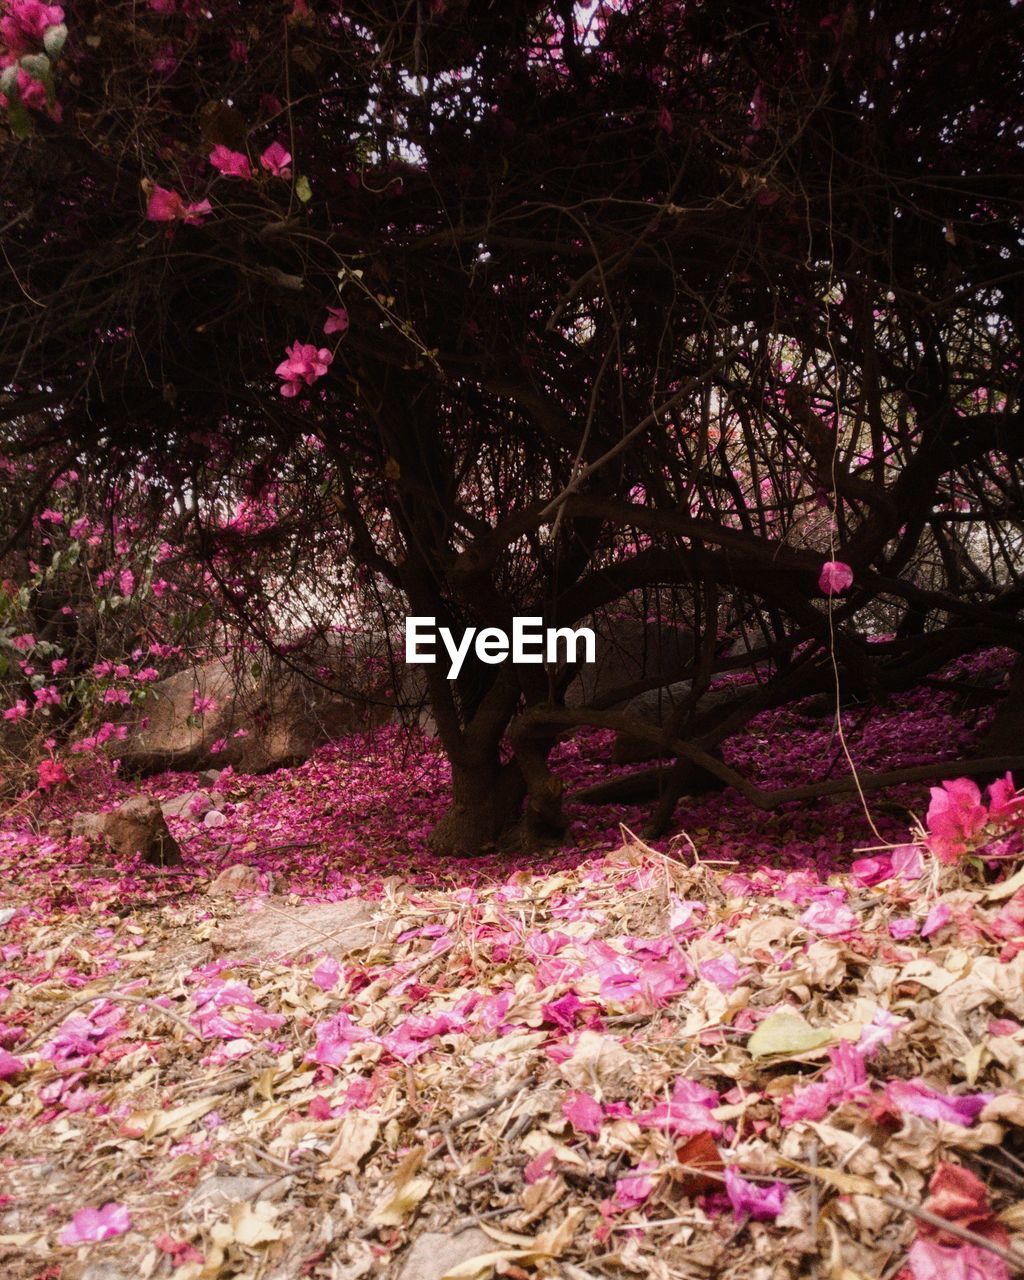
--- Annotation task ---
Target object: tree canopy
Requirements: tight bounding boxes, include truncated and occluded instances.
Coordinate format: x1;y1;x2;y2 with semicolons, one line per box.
2;0;1023;851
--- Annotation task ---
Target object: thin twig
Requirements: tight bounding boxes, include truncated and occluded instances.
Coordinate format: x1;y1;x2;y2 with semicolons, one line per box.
883;1195;1024;1274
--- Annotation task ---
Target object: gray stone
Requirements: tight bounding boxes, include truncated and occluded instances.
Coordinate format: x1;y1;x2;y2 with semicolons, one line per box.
398;1230;495;1280
79;1266;133;1280
72;795;182;867
185;1174;279;1214
114;642;394;777
565;617;694;710
161;789;223;820
207;864;265;897
211;897;383;960
612;680;746;764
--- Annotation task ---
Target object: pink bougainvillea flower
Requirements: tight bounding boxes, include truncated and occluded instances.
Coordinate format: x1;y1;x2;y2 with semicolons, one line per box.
3;699;29;722
0;1;64;55
908;1238;1009;1280
0;1048;25;1079
890;917;919;940
613;1160;658;1210
780;1080;834;1125
311;956;342;990
920;902;952;938
541;990;585;1032
146;185;212;225
275;341;333;397
905;1163;1011;1280
191;692;216;716
306;1012;372;1066
723;1167;787;1221
209;145;252;179
850;855;893;887
382;1011;467;1061
884;1080;992;1127
149;0;177;12
259;141;292;177
799;896;858;937
988;772;1024;824
819;559;854;595
926;778;987;863
59;1202;131;1246
699;952;750;990
324;305;349;335
891;844;924;880
562;1090;604;1136
36;758;68;790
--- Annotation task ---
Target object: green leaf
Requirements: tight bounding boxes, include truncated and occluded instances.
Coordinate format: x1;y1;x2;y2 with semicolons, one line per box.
748;1011;834;1059
6;100;33;140
295;175;312;203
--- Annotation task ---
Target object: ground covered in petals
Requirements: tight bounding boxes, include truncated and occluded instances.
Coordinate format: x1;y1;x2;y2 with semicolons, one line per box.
2;653;1024;1280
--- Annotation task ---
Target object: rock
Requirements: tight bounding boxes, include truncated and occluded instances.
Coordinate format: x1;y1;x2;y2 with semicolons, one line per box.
612;680;746;764
71;795;183;867
199;768;224;786
114;642;394;777
565;616;694;709
397;1230;495;1280
78;1266;133;1280
208;864;264;896
45;818;69;838
0;907;15;927
185;1174;280;1214
161;789;222;820
212;897;382;960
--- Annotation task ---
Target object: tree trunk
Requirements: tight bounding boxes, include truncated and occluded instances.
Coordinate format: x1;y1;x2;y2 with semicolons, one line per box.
427;758;527;856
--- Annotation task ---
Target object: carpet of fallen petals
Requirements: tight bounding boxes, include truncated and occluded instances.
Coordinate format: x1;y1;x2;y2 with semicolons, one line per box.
2;651;1024;1280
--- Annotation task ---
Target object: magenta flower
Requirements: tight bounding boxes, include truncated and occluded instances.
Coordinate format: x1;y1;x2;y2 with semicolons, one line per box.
0;1;64;56
799;897;858;937
209;145;253;180
724;1167;787;1221
562;1090;604;1136
988;772;1024;824
818;559;854;595
306;1012;372;1066
884;1079;992;1127
0;1048;25;1079
324;305;349;335
150;188;208;224
259;142;292;177
926;778;988;863
59;1202;131;1246
146;185;212;225
613;1160;658;1210
192;692;217;716
37;758;68;790
920;902;952;938
850;855;893;887
699;952;750;990
275;341;333;398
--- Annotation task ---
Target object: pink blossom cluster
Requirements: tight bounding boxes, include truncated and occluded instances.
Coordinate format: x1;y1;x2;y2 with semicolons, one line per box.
276;341;334;398
209;140;292;180
925;773;1024;864
0;1;66;120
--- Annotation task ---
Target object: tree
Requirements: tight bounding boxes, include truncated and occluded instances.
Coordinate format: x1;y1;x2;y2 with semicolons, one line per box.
2;0;1023;852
